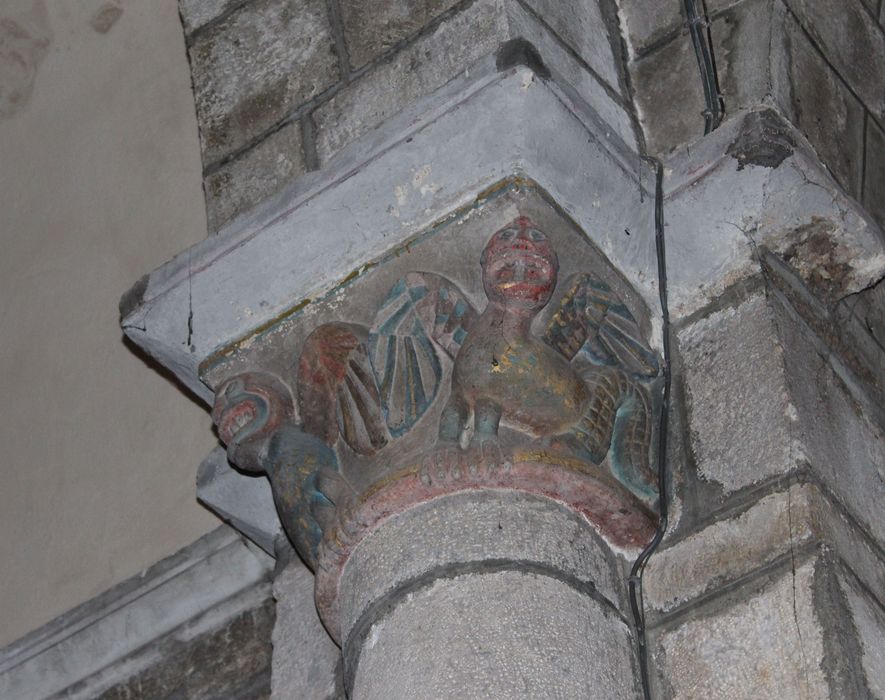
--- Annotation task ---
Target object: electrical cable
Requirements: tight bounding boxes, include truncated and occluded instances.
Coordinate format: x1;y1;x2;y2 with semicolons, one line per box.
628;157;670;700
626;3;724;696
683;0;724;134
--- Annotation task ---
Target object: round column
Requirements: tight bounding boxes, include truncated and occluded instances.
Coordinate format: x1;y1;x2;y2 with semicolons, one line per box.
315;457;653;699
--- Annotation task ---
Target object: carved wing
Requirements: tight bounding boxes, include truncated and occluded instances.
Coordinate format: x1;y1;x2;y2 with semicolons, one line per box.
543;273;658;377
369;272;477;437
297;323;389;456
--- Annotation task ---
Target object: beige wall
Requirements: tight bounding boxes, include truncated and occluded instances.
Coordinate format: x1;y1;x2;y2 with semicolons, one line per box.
0;0;218;647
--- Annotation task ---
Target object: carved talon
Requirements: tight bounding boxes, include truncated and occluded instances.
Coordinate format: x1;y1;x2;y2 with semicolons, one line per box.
463;436;508;476
419;441;469;485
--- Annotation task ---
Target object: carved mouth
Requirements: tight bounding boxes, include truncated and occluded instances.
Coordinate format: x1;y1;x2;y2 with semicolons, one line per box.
488;251;554;301
219;399;258;444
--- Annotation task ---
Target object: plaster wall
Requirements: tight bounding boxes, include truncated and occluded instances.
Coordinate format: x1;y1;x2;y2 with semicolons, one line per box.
0;0;217;647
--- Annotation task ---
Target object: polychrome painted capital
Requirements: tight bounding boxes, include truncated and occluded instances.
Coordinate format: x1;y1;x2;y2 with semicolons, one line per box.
209;207;663;638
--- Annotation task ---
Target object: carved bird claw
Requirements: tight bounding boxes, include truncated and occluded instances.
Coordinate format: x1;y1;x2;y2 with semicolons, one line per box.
419;440;464;485
419;437;512;486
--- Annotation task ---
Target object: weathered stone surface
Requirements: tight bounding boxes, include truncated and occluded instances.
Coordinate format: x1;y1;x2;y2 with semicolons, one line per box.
653;559;830;699
833;278;885;402
89;3;123;35
179;0;244;35
352;570;640;699
778;295;885;547
863;118;885;229
204;119;308;233
196;447;282;555
709;0;774;117
784;0;885;122
314;0;507;163
189;0;338;165
522;0;622;92
760;247;885;412
338;491;627;643
644;485;815;613
271;559;340;700
839;573;885;697
95;596;274;700
617;0;751;56
626;0;780;154
0;527;275;700
678;293;798;495
339;0;461;70
781;14;865;196
506;2;640;150
630;31;706;155
615;0;682;56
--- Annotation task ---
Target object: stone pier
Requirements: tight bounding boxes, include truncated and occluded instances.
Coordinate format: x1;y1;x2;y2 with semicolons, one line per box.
114;1;885;697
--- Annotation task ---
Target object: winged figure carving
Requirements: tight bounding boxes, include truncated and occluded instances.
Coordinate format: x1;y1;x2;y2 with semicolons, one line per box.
212;216;660;568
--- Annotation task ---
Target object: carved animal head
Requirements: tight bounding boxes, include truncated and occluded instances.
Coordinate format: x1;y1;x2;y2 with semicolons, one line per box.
481;216;559;311
212;372;295;471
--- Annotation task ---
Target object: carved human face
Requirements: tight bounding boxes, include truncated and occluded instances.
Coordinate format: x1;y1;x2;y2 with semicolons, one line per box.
481;217;558;311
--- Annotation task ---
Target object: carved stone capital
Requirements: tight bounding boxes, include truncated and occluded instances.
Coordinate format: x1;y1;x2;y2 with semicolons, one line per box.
208;211;662;648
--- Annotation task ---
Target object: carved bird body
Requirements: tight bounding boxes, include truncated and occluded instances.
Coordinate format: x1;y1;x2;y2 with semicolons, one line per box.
454;306;590;438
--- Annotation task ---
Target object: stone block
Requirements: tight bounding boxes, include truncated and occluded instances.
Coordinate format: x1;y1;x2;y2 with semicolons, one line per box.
339;0;461;70
615;0;682;56
780;13;865;197
784;0;885;122
644;484;816;613
652;558;830;698
833;278;885;403
189;0;339;165
777;294;885;547
204;119;308;233
677;293;798;497
631;0;779;156
179;0;243;35
196;447;283;554
863;117;885;229
96;597;275;700
0;528;274;699
616;0;758;57
522;0;623;92
708;0;774;116
313;0;507;163
506;1;640;150
629;28;706;155
271;559;340;700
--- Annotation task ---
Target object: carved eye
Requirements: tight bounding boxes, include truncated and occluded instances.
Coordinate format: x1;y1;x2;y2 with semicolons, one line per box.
499;229;515;240
528;229;546;242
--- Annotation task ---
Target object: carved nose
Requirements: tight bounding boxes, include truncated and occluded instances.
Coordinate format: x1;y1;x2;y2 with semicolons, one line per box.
512;231;534;250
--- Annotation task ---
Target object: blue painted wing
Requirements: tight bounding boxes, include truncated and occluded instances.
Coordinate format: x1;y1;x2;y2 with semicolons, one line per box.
369;272;477;436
